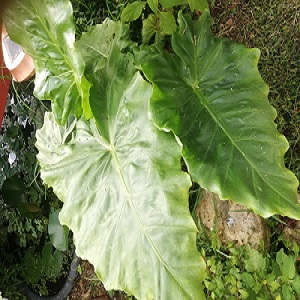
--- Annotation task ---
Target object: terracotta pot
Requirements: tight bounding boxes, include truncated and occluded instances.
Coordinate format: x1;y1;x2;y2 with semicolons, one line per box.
2;23;35;82
0;20;10;128
0;19;36;128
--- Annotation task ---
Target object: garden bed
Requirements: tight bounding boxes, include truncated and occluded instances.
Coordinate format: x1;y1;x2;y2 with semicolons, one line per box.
0;0;299;299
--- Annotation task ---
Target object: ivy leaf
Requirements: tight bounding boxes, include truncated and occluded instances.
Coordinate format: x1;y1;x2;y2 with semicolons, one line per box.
4;0;91;125
36;45;205;299
121;1;146;22
142;12;300;219
147;0;159;14
159;12;177;35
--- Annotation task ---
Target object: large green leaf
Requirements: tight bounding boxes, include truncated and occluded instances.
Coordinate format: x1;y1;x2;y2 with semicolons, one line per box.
76;19;133;75
142;12;300;219
36;46;205;299
4;0;91;124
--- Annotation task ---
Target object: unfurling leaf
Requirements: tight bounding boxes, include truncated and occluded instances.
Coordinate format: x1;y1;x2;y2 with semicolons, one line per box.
142;12;300;219
36;41;205;299
4;0;91;124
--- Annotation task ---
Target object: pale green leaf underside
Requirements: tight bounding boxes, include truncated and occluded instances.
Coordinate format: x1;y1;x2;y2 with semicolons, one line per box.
142;12;300;219
4;0;91;124
36;61;205;298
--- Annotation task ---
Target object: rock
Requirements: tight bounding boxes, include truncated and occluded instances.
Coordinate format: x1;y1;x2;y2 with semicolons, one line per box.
282;193;300;246
195;190;269;249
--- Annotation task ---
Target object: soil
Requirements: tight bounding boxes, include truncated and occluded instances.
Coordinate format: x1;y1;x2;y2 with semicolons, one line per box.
68;260;129;300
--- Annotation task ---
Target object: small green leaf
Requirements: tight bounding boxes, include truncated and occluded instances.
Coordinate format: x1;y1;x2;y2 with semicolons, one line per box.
199;0;209;11
241;272;255;288
2;175;26;209
147;0;158;14
291;277;300;298
2;175;41;217
23;248;42;284
187;0;209;11
245;248;266;273
276;249;296;280
187;0;196;11
48;210;69;251
282;283;294;300
142;14;158;44
159;11;177;35
51;250;64;279
121;1;146;22
42;242;54;273
160;0;187;8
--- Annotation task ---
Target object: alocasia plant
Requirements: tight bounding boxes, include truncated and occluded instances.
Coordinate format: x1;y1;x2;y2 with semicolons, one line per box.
4;0;300;299
35;42;206;299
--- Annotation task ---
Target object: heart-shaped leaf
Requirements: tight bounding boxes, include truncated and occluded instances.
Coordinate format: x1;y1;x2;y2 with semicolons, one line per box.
36;44;205;299
142;12;300;219
4;0;91;124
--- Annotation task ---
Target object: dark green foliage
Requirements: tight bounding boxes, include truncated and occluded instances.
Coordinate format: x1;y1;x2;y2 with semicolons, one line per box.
1;0;299;298
0;83;69;297
210;0;300;185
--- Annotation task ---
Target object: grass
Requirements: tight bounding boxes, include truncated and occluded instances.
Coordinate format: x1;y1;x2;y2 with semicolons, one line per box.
71;0;125;37
210;0;300;185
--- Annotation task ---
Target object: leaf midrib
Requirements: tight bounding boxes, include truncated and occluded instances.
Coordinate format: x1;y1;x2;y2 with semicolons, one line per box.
192;87;290;204
109;138;192;298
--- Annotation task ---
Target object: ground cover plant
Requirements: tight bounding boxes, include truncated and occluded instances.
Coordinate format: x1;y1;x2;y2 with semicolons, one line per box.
2;0;300;298
0;83;72;298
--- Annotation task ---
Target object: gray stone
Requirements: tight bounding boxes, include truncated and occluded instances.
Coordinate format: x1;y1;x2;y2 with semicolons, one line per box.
282;193;300;246
196;190;269;249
